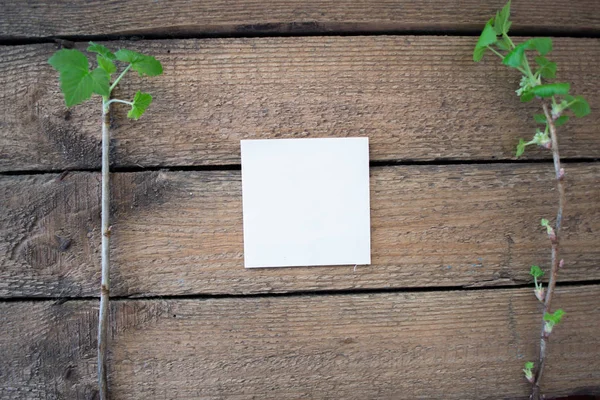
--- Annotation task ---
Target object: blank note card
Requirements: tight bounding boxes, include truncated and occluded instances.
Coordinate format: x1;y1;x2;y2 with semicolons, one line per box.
241;137;371;268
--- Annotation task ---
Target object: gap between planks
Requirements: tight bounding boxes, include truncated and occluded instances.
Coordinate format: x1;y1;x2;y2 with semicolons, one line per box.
3;26;600;47
3;279;600;304
1;158;600;177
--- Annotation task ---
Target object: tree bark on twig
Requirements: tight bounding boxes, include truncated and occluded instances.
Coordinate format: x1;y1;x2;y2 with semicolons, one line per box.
98;99;111;400
531;103;566;400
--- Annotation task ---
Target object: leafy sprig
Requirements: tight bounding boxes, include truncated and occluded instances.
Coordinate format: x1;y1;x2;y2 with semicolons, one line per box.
541;218;556;242
48;49;110;107
474;3;589;397
523;361;535;383
473;0;590;158
49;42;163;118
529;265;545;302
543;309;565;335
48;42;163;400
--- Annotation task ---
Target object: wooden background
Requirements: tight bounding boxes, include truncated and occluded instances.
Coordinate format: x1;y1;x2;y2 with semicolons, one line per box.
1;1;600;399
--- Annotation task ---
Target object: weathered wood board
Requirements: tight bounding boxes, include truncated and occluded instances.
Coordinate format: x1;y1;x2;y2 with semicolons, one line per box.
2;285;599;399
1;0;600;39
2;163;599;298
2;1;600;398
1;37;599;172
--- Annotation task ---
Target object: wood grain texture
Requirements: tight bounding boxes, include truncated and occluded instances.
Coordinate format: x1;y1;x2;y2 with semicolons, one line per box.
1;36;600;172
2;163;599;298
2;286;600;399
1;0;600;39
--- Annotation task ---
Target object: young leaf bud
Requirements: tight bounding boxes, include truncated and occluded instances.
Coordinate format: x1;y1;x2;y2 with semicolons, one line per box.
547;227;556;242
523;362;535;383
535;287;545;302
544;321;554;335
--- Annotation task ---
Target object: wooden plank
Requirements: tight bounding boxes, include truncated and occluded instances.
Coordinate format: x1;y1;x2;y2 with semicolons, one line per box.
2;163;599;298
1;36;600;172
1;0;600;39
2;285;600;399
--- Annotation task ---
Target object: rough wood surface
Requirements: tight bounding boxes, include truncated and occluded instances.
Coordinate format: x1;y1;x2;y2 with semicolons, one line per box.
2;163;599;298
1;0;600;39
2;285;600;399
1;36;599;172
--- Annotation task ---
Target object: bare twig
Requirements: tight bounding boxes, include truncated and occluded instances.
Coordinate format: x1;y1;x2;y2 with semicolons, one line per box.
98;99;111;400
531;103;566;400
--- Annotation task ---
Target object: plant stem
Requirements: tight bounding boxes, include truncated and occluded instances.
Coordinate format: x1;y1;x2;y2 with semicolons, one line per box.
504;33;536;83
487;46;505;60
531;103;565;400
105;99;133;109
109;64;132;92
98;97;111;400
503;33;516;49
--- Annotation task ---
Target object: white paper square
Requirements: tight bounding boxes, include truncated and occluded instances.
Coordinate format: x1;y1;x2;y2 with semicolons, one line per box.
241;137;371;268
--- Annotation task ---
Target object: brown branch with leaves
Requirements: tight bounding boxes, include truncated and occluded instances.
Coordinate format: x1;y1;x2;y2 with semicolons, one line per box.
473;2;590;399
531;103;565;400
49;43;163;400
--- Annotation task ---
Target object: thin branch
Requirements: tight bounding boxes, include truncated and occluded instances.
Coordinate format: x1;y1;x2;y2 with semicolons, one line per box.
531;103;566;399
98;97;111;400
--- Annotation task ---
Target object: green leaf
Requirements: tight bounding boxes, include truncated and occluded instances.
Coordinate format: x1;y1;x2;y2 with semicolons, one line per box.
97;55;116;74
493;14;503;36
555;115;569;127
48;49;109;107
534;114;547;124
502;42;526;68
540;218;550;227
88;42;117;75
520;90;535;102
88;68;110;97
543;312;551;321
473;47;486;62
525;83;570;99
473;47;487;62
535;56;553;67
524;361;534;370
495;36;511;51
566;95;591;118
473;19;497;62
530;265;544;278
87;42;116;60
544;309;565;324
49;48;89;73
535;56;557;79
494;1;512;35
553;309;565;322
503;38;553;68
58;71;94;107
127;91;153;120
529;37;553;56
516;138;527;157
115;49;163;76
